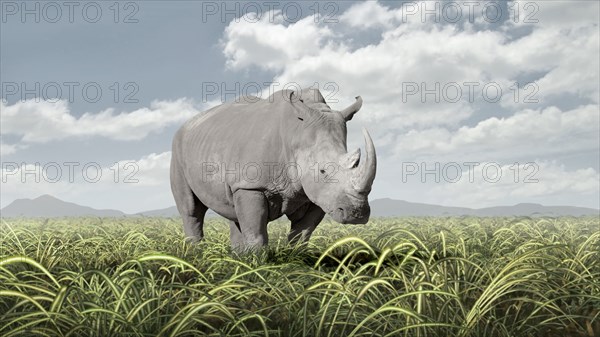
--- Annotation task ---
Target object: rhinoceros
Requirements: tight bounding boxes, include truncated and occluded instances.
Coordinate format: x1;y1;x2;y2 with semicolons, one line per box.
170;88;376;251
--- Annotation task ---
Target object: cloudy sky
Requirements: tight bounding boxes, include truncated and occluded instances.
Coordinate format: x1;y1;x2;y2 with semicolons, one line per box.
1;0;599;213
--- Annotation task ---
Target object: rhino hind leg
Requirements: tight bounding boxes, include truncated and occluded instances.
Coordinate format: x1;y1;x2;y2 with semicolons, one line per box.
171;157;207;243
180;195;208;243
288;203;326;244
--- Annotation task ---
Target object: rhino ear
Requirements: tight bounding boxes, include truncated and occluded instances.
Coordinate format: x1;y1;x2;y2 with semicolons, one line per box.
300;88;326;105
289;90;319;121
289;90;303;103
339;96;363;121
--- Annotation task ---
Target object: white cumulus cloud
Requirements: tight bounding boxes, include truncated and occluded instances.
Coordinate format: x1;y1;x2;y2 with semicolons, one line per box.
393;104;600;161
429;162;600;208
1;151;173;213
222;11;334;71
1;98;203;146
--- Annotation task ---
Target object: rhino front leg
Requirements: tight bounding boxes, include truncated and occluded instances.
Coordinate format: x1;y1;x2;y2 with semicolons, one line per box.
288;203;325;245
232;190;269;251
229;221;244;251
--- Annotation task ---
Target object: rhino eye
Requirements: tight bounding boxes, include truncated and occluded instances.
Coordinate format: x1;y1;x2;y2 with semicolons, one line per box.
297;117;304;121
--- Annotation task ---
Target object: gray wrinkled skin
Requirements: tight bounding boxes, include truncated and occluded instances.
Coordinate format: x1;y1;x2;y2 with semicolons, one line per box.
170;88;377;251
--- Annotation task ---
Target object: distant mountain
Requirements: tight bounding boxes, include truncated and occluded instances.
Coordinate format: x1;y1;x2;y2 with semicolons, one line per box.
471;203;600;217
136;206;217;218
370;198;473;216
1;195;125;217
1;195;598;218
136;205;179;217
371;198;599;217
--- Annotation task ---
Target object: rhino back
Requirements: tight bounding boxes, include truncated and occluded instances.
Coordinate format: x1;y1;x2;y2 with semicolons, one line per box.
175;96;300;217
181;99;290;166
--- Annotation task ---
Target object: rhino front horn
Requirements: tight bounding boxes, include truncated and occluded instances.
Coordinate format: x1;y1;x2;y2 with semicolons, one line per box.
352;127;377;192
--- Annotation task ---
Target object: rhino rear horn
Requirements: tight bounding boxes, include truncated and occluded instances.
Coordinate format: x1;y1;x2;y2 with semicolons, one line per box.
340;148;361;169
352;128;377;192
339;96;363;121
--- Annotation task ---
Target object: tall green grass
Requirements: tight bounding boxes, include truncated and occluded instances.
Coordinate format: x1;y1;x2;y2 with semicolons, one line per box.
1;216;598;336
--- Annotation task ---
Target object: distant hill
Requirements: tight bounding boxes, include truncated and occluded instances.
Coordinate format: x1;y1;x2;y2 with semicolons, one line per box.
371;198;599;217
136;206;179;217
471;203;600;217
370;198;472;216
136;206;217;218
1;195;598;218
1;195;125;217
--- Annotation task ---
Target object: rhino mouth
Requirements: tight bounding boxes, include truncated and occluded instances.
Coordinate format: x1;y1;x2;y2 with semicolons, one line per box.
329;207;369;224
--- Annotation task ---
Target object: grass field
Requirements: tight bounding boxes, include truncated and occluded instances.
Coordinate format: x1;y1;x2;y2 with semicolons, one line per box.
1;216;598;337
